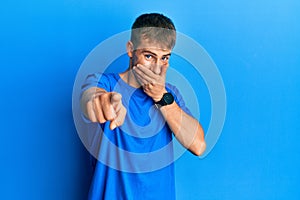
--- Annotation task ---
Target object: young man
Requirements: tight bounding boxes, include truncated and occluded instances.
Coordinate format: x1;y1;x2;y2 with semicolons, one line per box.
81;13;206;199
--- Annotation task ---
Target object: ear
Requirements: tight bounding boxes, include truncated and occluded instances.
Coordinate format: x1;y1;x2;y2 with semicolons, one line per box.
126;41;134;58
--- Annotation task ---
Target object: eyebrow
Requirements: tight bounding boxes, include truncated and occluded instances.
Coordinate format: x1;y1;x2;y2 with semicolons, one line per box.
141;50;171;57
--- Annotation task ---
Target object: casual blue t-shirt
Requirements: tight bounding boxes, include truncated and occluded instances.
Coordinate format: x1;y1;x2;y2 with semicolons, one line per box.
82;73;191;200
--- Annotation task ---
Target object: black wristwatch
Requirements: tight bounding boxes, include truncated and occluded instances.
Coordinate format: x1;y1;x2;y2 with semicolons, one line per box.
155;93;174;109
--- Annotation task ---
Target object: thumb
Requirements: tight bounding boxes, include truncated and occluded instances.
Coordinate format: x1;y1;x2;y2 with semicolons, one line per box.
110;121;117;130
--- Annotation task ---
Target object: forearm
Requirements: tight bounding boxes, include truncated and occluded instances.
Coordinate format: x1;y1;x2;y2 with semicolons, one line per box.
160;102;206;156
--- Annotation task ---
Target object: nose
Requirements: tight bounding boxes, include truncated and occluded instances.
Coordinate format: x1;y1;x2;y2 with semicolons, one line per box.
151;63;161;75
151;59;165;75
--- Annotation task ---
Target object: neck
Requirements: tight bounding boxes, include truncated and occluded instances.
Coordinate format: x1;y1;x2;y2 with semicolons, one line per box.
119;68;141;88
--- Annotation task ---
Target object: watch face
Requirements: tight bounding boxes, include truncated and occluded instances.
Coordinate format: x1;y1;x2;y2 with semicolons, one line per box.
163;93;174;105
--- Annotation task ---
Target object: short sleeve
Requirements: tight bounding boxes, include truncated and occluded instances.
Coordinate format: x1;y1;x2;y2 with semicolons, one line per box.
81;73;112;93
166;83;193;117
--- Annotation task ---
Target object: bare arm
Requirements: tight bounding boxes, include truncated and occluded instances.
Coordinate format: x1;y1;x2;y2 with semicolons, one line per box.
159;101;206;156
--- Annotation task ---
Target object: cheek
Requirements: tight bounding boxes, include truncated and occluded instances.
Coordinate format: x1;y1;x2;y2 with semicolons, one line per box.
135;56;152;68
143;61;153;69
163;61;169;67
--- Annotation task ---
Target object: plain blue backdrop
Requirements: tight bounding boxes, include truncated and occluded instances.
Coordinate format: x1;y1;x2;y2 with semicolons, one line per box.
0;0;299;199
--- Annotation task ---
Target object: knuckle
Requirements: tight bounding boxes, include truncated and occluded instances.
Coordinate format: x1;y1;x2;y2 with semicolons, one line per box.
99;93;107;101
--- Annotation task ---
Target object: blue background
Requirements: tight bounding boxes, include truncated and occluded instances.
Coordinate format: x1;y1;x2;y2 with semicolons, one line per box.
1;0;299;199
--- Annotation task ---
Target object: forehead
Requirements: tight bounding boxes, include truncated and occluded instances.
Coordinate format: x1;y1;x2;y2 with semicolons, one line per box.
135;38;172;55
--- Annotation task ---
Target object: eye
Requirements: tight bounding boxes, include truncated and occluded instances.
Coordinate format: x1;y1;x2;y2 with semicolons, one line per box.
145;54;153;60
161;56;169;61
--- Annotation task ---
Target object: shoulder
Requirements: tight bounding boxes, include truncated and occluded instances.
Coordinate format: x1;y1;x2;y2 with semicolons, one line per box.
82;73;120;92
165;82;180;96
165;82;192;115
86;72;120;85
95;72;118;80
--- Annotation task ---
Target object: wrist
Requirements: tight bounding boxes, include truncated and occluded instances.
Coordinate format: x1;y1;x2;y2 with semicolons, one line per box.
154;91;174;109
152;89;168;102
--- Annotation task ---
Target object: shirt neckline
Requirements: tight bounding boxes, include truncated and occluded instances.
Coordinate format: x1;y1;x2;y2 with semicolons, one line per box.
115;73;145;97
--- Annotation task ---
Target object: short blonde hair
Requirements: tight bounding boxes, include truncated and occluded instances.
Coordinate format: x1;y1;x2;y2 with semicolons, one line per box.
130;13;176;50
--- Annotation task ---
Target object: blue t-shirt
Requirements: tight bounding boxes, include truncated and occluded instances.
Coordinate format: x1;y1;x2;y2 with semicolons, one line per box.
82;73;191;200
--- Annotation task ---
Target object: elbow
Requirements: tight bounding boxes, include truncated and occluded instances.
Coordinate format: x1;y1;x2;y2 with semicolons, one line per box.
192;140;206;156
190;126;206;156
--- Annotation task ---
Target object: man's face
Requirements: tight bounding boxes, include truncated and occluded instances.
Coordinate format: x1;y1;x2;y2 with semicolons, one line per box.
131;39;172;75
